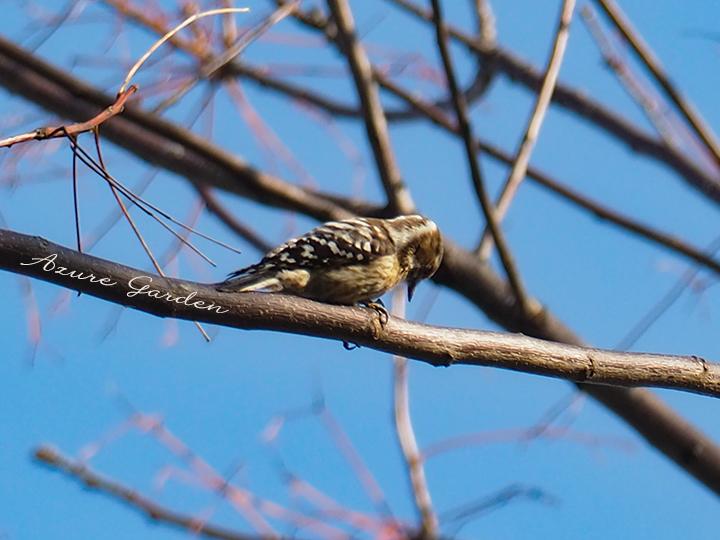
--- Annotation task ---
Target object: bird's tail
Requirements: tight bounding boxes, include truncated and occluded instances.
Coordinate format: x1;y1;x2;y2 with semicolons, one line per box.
216;264;282;293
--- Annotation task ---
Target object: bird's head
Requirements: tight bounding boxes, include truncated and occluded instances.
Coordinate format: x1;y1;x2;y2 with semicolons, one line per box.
387;215;444;301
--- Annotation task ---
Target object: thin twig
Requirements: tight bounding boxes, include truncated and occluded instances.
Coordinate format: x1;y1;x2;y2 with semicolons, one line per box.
594;0;720;170
90;132;211;342
326;0;415;215
580;5;679;149
391;290;438;539
196;185;273;253
33;446;274;540
118;7;250;94
429;0;533;316
616;234;720;351
476;0;575;259
0;85;137;148
154;2;299;112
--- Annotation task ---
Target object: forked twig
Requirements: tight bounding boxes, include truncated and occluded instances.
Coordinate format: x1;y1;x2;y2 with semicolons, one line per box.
34;446;268;540
429;0;533;317
0;86;137;148
476;0;575;259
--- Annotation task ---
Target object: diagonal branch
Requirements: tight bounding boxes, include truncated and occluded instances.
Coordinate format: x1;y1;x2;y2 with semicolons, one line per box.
430;0;532;316
594;0;720;170
386;0;720;206
34;446;278;540
477;0;575;259
326;0;415;215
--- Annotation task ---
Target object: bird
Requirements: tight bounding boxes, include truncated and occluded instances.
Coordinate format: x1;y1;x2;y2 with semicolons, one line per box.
217;215;443;308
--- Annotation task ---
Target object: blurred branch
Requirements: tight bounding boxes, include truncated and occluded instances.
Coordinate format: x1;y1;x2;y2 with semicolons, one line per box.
2;228;720;399
430;0;532;316
326;0;415;214
580;5;679;149
477;0;575;258
593;0;720;170
34;446;273;540
196;185;273;253
391;294;438;538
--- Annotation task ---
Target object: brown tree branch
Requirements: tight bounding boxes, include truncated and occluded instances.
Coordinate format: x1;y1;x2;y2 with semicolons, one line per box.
594;0;720;169
0;85;137;148
430;0;532;316
2;228;720;398
579;5;679;149
477;0;575;258
374;71;720;278
326;0;415;215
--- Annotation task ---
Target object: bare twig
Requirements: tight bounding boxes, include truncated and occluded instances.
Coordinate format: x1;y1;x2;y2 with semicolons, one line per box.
196;185;273;254
119;7;250;94
477;0;575;259
594;0;720;169
391;291;438;538
616;234;720;351
580;5;679;149
34;446;276;540
155;2;300;112
326;0;415;215
430;0;533;316
0;85;137;148
90;133;210;341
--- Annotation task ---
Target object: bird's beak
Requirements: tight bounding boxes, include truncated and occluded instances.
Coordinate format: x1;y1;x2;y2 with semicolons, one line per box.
407;281;417;302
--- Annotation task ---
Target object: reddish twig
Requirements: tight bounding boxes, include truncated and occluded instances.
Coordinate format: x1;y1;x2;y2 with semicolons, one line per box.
34;446;274;540
0;85;137;148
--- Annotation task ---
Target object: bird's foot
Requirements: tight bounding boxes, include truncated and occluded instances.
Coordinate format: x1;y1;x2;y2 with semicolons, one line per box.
343;340;360;350
360;299;389;339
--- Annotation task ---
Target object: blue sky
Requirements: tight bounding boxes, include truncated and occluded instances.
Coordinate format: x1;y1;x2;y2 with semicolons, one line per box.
2;1;720;538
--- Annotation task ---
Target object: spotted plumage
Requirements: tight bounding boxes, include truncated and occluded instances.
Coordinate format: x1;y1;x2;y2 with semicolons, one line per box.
218;215;443;305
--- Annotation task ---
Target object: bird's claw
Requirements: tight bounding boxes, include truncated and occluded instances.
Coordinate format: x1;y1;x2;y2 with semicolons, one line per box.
343;340;360;350
363;299;389;327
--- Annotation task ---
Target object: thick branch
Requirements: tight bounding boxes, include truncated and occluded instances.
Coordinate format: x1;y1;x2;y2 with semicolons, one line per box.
2;228;720;397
